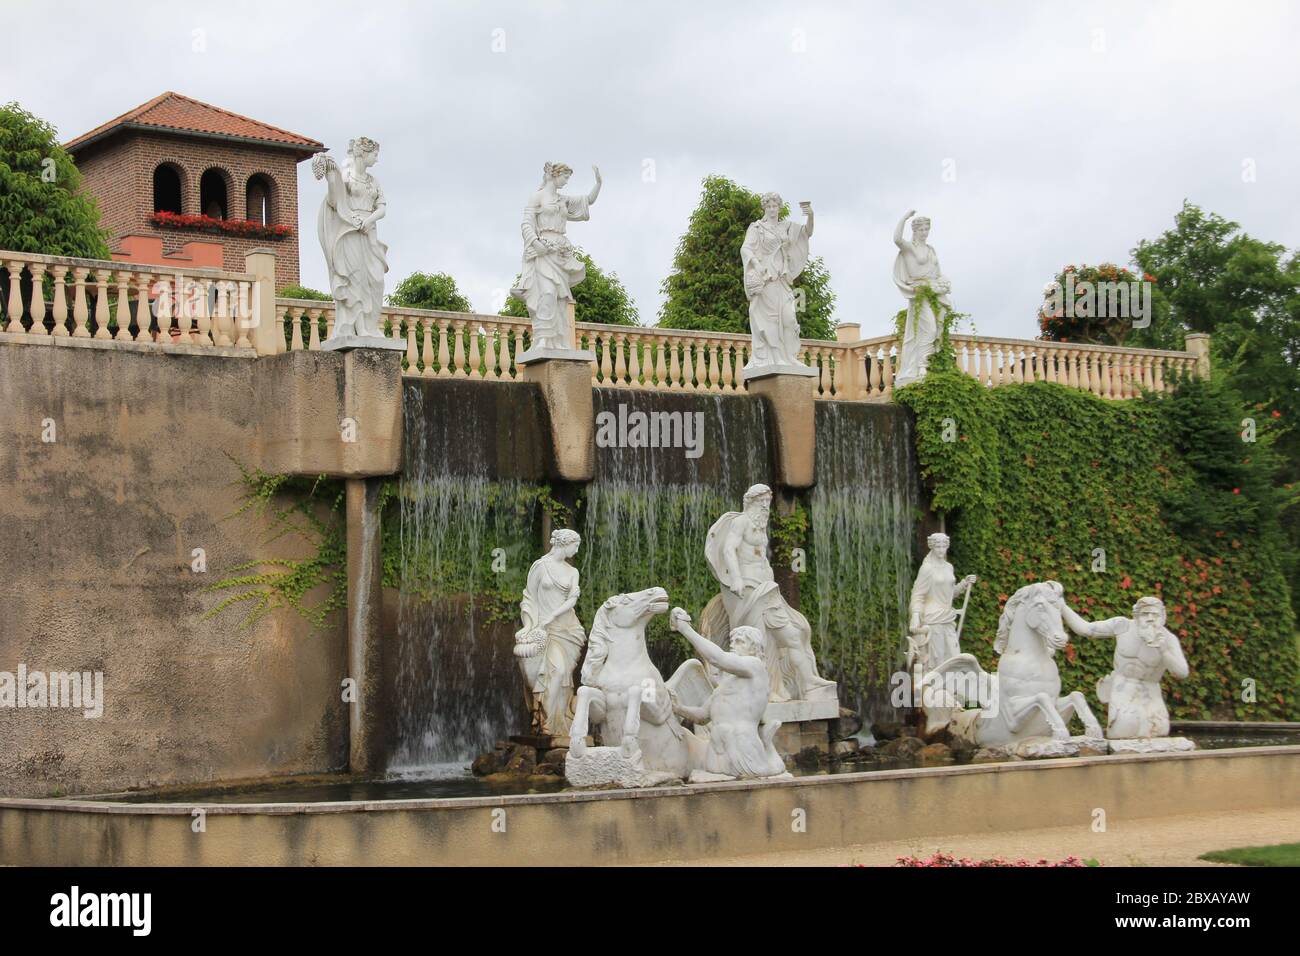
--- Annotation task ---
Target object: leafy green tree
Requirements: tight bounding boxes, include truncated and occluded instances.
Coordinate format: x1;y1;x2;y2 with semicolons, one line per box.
1037;262;1176;348
1132;202;1300;613
658;175;836;340
501;249;638;326
389;271;472;313
278;283;331;301
0;102;109;258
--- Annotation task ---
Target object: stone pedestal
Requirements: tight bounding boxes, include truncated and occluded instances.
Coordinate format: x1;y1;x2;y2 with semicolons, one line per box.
321;334;407;352
743;368;816;489
520;352;596;482
773;719;831;757
1107;736;1196;754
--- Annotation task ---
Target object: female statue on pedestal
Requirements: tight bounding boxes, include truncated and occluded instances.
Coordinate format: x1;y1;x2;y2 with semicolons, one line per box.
514;529;587;735
908;532;977;673
892;210;952;386
513;162;602;355
312;137;392;343
741;194;814;373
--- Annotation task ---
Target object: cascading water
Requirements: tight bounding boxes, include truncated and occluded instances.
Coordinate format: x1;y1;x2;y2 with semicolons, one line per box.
388;382;544;773
578;389;773;673
808;401;920;724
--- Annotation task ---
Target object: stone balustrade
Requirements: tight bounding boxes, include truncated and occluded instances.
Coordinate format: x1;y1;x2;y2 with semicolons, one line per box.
0;250;258;347
0;249;1203;400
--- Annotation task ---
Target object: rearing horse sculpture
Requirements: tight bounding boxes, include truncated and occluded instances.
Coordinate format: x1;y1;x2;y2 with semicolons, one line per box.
930;581;1103;746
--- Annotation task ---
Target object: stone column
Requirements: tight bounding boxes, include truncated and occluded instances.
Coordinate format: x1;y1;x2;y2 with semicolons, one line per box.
346;477;385;773
744;367;817;489
244;247;281;355
518;312;596;482
1184;332;1212;378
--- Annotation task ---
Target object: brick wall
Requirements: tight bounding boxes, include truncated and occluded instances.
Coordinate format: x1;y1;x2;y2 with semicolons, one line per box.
74;130;308;289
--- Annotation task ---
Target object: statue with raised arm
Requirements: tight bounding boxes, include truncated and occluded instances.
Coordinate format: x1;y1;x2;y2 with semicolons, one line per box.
313;137;399;346
513;529;587;735
668;611;788;781
513;161;601;358
892;210;952;386
908;532;977;673
703;484;835;703
741;193;815;375
1057;595;1190;743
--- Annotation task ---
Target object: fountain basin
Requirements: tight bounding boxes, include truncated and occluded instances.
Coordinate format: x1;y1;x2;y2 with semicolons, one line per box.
4;745;1295;866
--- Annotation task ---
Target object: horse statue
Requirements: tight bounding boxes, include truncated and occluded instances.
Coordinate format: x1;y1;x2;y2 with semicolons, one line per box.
927;581;1103;748
567;588;706;786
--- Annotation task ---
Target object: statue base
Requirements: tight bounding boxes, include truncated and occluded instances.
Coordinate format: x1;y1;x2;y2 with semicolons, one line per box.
516;346;595;366
740;362;818;382
766;696;840;724
321;333;406;352
980;735;1110;760
1107;736;1196;754
564;745;681;789
742;370;816;488
772;718;832;758
520;351;596;481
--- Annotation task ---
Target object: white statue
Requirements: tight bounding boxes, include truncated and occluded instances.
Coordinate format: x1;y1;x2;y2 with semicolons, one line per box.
908;533;977;673
668;612;788;782
566;588;700;788
513;529;587;736
1058;595;1191;744
701;484;835;703
740;193;816;376
927;581;1104;752
513;161;601;360
313;138;402;349
892;210;952;386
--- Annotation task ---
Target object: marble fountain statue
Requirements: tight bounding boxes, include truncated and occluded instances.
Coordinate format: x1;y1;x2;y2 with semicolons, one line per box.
740;193;818;381
311;137;405;351
513;160;602;363
892;209;952;386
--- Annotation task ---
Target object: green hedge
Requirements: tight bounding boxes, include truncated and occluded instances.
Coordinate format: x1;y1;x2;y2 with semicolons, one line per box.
896;368;1298;721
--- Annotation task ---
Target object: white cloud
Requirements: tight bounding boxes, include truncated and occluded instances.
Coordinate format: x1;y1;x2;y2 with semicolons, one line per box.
7;0;1297;337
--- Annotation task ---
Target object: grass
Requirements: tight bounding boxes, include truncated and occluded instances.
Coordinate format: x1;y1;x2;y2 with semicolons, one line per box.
1199;843;1300;867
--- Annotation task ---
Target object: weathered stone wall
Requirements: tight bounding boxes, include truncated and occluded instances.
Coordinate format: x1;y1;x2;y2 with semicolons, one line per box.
0;341;350;797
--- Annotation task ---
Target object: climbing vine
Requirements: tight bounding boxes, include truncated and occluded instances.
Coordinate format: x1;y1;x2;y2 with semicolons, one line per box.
896;371;1299;720
205;465;347;630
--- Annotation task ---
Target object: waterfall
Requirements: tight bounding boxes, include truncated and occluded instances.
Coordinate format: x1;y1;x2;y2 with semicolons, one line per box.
808;401;920;724
388;382;541;773
578;389;773;673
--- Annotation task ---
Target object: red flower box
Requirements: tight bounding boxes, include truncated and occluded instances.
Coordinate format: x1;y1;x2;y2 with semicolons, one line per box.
150;211;292;241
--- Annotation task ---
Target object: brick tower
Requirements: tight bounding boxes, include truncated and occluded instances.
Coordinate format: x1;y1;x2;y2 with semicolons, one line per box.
65;92;324;290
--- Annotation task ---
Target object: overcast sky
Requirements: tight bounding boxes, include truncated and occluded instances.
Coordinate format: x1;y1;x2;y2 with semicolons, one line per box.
9;0;1299;338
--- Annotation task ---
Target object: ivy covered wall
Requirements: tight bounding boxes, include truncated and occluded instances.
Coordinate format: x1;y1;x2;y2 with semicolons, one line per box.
896;369;1298;721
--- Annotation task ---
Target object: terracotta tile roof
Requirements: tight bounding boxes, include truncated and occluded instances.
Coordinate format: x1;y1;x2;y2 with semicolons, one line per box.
65;91;323;154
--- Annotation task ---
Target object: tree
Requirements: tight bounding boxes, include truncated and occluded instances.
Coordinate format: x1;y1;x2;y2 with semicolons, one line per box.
501;249;638;325
1037;263;1175;348
658;175;836;340
388;271;472;313
278;283;331;300
0;102;109;258
1133;201;1299;612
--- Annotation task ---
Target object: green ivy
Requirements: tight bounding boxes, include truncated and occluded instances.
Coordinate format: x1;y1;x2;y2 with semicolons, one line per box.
205;466;346;629
896;372;1299;720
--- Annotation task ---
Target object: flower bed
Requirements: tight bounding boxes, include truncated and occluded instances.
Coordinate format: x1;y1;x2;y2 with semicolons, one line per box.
893;853;1095;867
150;211;292;241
